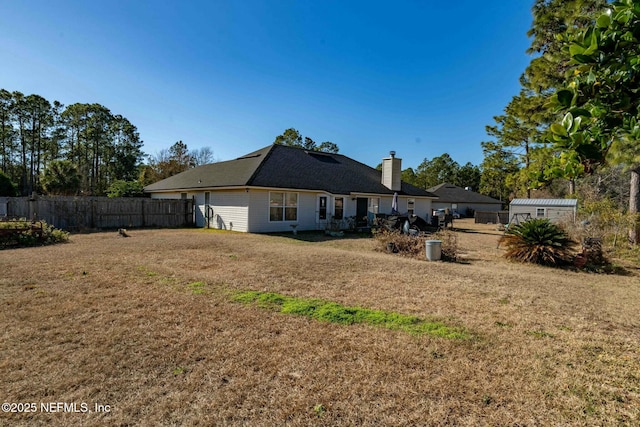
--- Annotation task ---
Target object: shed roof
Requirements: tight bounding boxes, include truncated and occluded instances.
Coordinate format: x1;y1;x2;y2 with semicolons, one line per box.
145;144;437;198
510;198;578;207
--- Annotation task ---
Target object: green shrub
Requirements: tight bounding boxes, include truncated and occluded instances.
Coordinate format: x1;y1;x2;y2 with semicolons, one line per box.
0;219;69;248
43;223;70;244
107;180;145;198
499;218;576;266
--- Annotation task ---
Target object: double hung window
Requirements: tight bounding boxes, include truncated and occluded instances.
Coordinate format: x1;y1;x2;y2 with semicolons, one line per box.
270;192;298;221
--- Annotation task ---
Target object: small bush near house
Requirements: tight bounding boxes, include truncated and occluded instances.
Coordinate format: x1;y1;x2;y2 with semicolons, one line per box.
0;219;69;248
499;218;576;266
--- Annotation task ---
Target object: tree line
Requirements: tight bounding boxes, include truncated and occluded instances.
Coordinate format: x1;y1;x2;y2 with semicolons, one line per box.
402;155;481;192
0;89;144;196
0;89;218;197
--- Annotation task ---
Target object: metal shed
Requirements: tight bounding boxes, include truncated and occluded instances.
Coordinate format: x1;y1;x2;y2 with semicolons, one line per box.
508;198;577;224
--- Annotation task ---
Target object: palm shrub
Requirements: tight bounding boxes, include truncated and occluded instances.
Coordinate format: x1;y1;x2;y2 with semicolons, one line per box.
500;219;576;266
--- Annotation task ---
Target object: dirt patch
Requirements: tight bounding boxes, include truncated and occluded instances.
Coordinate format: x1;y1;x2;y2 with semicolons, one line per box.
1;221;639;426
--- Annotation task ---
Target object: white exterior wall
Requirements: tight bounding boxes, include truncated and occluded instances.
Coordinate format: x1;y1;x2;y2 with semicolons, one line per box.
245;191;435;232
205;190;250;232
247;190;320;233
150;190;434;232
353;195;432;220
377;196;432;219
342;197;355;218
412;198;432;220
378;196;392;215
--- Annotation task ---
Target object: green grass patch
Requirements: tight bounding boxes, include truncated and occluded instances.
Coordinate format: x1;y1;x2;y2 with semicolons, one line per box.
188;281;207;294
232;290;470;339
137;266;158;277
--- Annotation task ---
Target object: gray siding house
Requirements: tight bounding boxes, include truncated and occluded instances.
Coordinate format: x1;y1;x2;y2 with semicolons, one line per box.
509;198;577;223
144;145;437;233
427;183;503;216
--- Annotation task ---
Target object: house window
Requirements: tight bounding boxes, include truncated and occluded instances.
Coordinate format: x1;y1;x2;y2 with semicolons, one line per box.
536;208;545;218
270;192;298;221
319;196;327;220
181;193;187;200
334;197;344;220
407;198;415;216
368;197;379;214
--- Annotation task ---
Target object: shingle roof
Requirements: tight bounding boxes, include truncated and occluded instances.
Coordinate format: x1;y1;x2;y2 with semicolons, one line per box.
510;198;577;207
143;145;272;192
145;144;437;197
427;183;503;205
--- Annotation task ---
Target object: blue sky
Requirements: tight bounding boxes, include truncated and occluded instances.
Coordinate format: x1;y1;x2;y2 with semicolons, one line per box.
0;1;533;170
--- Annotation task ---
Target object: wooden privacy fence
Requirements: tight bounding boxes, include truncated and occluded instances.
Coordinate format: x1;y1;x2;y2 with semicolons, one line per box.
474;210;509;224
4;196;194;230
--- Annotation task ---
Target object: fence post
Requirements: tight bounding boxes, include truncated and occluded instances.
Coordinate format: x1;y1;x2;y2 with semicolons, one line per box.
189;197;195;226
29;193;37;221
141;199;145;227
91;197;96;228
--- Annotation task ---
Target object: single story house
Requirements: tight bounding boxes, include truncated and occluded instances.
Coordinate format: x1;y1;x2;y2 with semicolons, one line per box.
427;183;503;216
509;198;577;224
144;144;438;233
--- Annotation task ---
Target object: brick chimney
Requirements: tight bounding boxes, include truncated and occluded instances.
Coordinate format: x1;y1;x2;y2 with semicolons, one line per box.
381;151;401;191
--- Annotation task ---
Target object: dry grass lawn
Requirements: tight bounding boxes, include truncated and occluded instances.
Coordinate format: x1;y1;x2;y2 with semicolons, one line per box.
1;219;639;426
